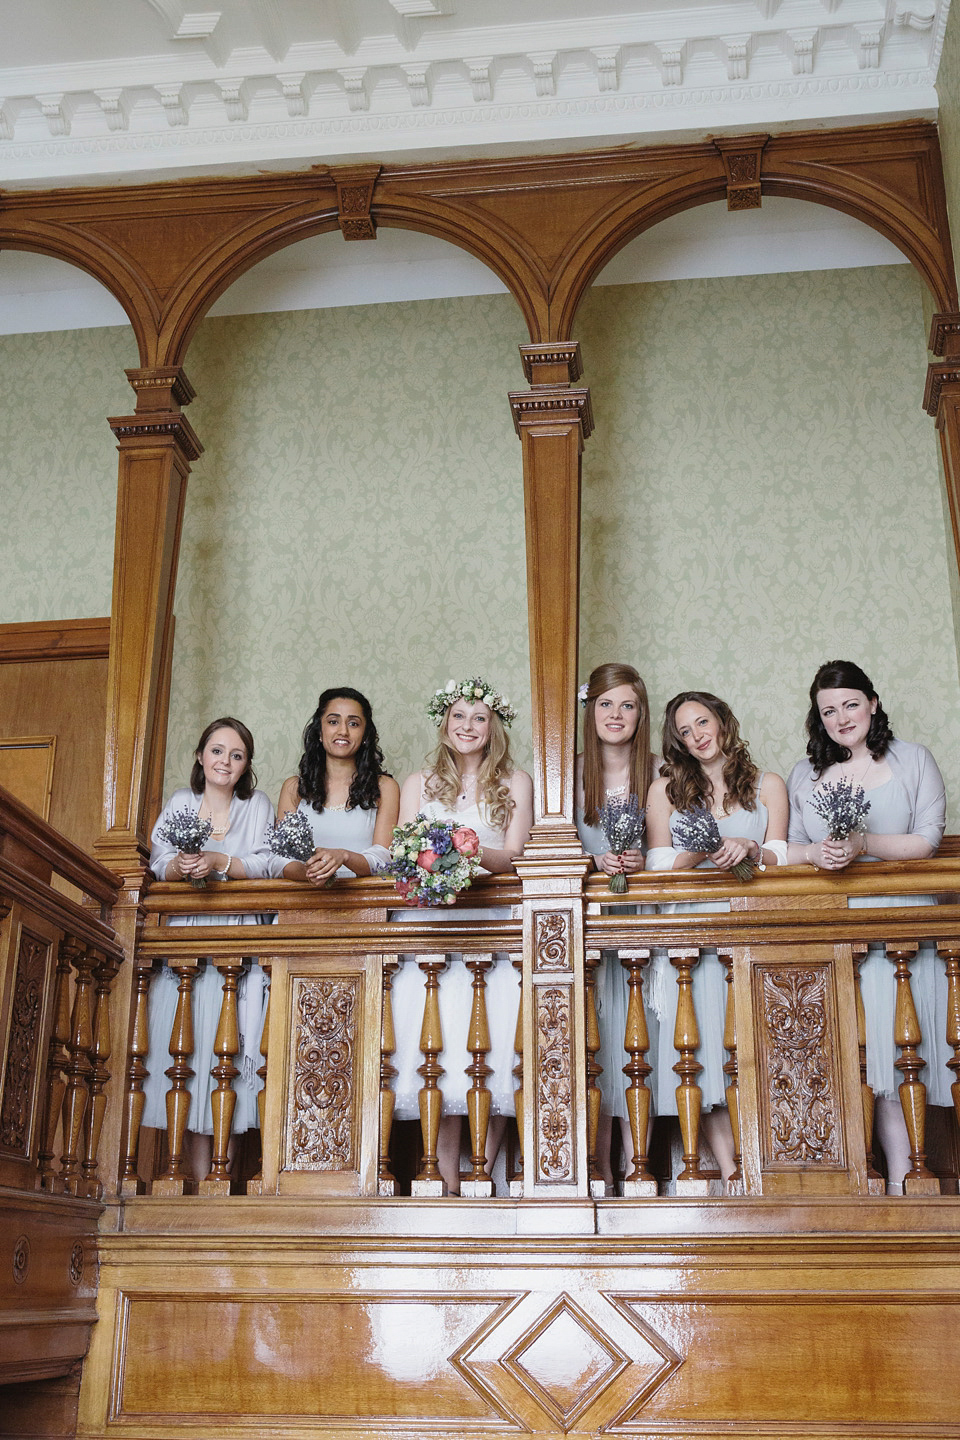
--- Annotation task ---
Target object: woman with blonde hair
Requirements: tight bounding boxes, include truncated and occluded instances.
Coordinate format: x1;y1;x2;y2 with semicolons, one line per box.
575;662;658;1187
391;676;533;1193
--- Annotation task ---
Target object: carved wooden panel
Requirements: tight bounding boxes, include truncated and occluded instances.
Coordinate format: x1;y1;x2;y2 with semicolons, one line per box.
0;930;51;1157
534;911;571;972
285;975;359;1172
535;985;573;1182
754;963;844;1169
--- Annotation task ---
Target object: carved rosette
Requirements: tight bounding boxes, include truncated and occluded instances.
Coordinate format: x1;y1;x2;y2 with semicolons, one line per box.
536;986;573;1180
758;966;842;1166
0;932;50;1155
286;977;358;1171
535;911;571;972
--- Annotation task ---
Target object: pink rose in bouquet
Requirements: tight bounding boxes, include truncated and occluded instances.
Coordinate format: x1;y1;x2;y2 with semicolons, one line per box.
451;826;480;858
416;848;440;872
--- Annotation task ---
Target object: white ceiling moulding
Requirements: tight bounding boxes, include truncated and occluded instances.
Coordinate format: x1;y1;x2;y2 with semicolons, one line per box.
0;0;949;186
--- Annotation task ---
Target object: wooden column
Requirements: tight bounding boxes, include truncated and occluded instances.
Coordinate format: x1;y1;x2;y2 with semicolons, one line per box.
925;314;960;636
509;341;592;852
511;341;593;1198
95;366;201;882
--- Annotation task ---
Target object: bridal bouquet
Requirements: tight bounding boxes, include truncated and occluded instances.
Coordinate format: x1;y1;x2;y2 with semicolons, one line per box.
155;808;213;889
672;804;756;882
809;778;871;841
597;794;645;893
386;813;483;906
265;810;316;863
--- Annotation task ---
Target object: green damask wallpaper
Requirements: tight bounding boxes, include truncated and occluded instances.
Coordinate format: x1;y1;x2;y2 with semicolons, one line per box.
1;263;958;827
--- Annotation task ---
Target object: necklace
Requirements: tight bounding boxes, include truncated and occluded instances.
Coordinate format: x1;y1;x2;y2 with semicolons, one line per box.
458;772;478;802
840;753;874;789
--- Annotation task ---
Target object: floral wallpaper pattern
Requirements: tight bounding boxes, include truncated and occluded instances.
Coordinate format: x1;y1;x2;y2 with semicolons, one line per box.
1;263;959;827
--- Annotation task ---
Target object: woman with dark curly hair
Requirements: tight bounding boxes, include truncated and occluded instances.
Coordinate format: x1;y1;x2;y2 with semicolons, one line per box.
645;692;787;1184
787;660;948;1192
276;688;399;883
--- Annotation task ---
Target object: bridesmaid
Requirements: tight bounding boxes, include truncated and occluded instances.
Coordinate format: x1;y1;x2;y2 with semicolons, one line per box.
646;692;787;1184
142;717;277;1183
575;662;658;1187
786;659;948;1192
276;687;399;881
392;676;533;1193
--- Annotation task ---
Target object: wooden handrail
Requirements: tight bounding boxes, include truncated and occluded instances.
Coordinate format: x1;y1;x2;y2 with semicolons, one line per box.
142;870;522;917
0;783;122;905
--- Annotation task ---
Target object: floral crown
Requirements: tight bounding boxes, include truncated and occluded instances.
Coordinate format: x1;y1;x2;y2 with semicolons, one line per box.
426;676;517;728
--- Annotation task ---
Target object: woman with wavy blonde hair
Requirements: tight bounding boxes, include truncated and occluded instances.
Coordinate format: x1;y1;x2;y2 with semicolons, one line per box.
392;676;533;1193
646;691;788;1185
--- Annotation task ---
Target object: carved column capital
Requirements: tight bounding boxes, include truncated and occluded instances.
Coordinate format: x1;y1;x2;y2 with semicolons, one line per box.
508;386;594;440
125;366;196;413
923;359;960;418
518;341;583;387
928;311;960;359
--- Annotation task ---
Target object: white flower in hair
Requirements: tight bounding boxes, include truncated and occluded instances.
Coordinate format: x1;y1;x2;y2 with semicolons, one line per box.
424;674;518;727
578;683;589;707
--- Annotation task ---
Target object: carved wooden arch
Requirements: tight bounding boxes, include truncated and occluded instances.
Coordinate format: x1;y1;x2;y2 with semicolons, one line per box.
546;121;958;343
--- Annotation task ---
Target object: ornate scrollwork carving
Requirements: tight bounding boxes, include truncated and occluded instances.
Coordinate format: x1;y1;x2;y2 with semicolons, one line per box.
69;1242;84;1286
0;932;49;1155
761;966;841;1165
536;986;573;1180
535;911;571;972
288;977;358;1171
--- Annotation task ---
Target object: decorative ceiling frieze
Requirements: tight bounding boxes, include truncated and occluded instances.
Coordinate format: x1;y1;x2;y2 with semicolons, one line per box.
0;0;951;185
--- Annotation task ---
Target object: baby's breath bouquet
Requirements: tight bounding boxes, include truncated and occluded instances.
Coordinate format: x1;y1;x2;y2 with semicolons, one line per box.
672;804;755;882
597;794;645;893
809;778;871;841
155;808;213;889
265;810;316;863
386;813;482;906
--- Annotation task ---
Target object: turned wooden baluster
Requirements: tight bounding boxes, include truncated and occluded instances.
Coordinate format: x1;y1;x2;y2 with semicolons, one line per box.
39;936;78;1191
672;950;708;1194
719;951;743;1194
200;961;243;1195
120;963;155;1196
413;955;448;1195
462;954;494;1197
246;960;271;1197
81;951;120;1199
509;955;524;1197
585;947;605;1195
58;944;98;1196
940;942;960;1131
153;961;199;1195
888;943;937;1193
853;945;884;1194
621;949;656;1196
378;957;400;1196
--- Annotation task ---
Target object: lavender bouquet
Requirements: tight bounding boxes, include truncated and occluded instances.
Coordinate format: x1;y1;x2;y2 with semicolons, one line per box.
672;804;755;882
155;808;213;889
265;810;316;863
597;794;645;893
809;778;871;842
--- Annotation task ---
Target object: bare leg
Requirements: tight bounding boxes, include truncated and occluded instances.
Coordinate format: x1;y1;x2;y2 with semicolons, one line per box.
596;1112;614;1187
702;1107;735;1184
185;1130;212;1185
484;1115;507;1183
875;1093;911;1190
437;1115;463;1194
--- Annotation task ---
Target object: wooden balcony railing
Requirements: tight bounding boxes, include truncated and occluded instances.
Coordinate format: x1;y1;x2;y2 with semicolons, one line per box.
0;784;124;1200
124;859;960;1203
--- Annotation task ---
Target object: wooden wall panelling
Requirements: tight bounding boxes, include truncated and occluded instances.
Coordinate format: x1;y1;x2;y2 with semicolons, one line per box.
0;900;61;1191
0;621;109;861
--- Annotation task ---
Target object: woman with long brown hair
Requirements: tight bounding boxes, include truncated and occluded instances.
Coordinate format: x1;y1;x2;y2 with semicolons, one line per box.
575;661;658;1186
646;691;787;1184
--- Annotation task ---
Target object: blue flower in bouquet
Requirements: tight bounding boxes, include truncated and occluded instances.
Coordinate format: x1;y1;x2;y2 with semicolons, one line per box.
809;778;871;841
264;810;315;862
